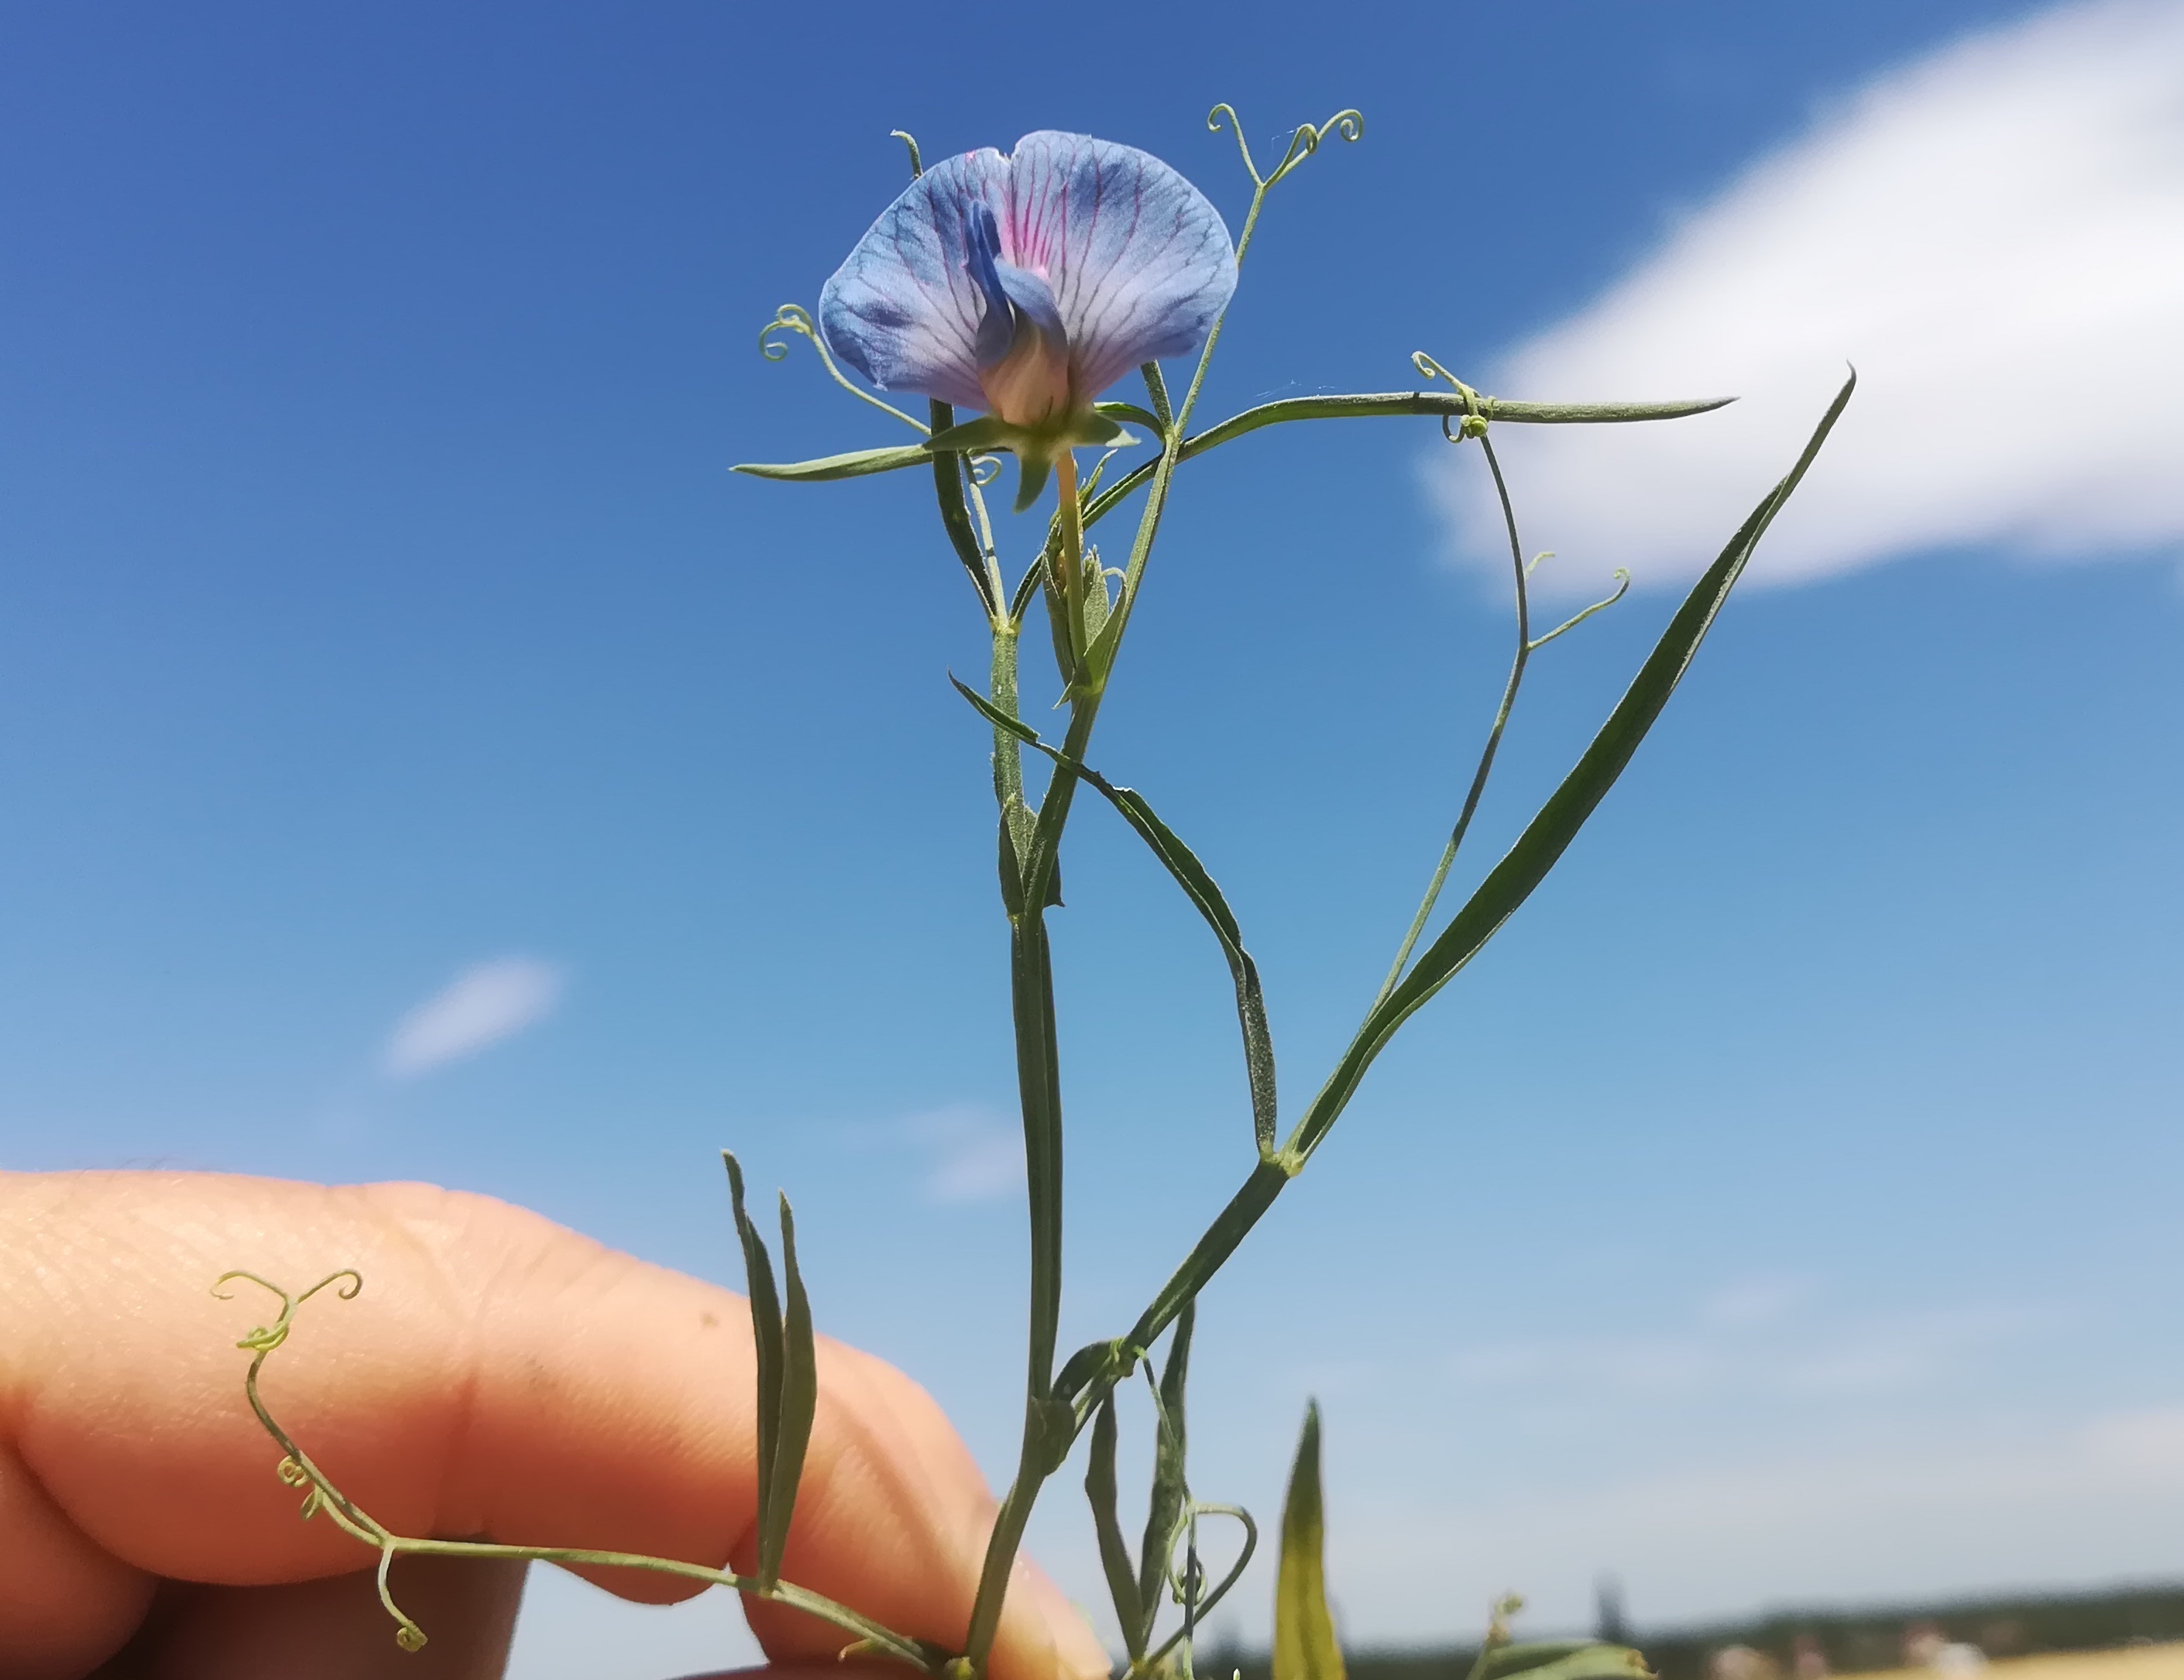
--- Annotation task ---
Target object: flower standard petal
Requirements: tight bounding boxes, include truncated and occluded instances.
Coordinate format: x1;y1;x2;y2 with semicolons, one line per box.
1000;132;1238;403
818;149;1013;412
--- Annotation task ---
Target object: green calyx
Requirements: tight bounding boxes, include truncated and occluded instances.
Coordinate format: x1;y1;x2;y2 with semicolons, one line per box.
927;410;1142;513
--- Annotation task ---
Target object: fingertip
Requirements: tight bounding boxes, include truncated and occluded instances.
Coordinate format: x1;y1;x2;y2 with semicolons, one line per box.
997;1555;1113;1680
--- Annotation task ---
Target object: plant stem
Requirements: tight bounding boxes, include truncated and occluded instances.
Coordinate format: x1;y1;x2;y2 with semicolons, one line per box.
1372;432;1531;1009
1065;433;1533;1408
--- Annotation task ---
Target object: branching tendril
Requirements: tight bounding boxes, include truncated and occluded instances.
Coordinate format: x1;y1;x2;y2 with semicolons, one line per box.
1207;105;1365;192
212;1270;943;1671
758;304;929;435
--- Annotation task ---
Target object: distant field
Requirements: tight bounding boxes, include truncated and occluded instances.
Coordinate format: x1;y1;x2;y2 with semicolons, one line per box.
1855;1649;2184;1680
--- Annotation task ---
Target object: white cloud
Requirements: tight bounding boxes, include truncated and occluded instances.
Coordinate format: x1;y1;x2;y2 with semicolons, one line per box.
903;1104;1025;1204
1432;0;2184;596
381;956;566;1078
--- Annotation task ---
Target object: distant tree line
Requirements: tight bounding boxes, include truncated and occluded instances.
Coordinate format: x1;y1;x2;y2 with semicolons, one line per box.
1210;1580;2184;1680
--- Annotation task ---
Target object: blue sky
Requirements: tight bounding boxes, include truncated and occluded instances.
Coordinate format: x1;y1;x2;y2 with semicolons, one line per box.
3;3;2182;1675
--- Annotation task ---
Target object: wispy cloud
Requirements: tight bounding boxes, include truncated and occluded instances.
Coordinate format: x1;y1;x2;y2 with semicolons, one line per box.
1447;1291;2024;1403
902;1104;1025;1204
1432;0;2184;596
381;957;566;1078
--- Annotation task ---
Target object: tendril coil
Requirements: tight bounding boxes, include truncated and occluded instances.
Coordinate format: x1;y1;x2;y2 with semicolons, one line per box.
757;304;929;435
210;1269;945;1671
1207;105;1365;191
1412;350;1498;438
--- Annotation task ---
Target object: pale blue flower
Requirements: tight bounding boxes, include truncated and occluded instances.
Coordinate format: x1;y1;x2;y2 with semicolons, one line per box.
818;132;1237;448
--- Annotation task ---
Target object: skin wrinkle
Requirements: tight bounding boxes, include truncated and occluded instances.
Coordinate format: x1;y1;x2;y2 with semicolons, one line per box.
427;1208;546;1548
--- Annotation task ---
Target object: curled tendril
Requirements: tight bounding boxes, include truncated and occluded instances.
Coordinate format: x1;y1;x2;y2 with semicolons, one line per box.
969;453;1002;488
1528;568;1632;651
757;304;929;435
1207;105;1365;191
1137;1500;1259;1671
212;1269;945;1671
380;1550;428;1651
212;1269;362;1353
1412;351;1497;438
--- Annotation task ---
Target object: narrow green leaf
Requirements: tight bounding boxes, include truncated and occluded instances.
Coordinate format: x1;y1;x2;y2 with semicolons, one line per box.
1138;362;1174;429
1079;551;1113;647
1095;400;1166;434
953;675;1042;747
1077;390;1739;534
1039;563;1082;693
1008;914;1066;1393
1102;782;1277;1155
1084;1393;1146;1660
946;676;1277;1153
1482;1646;1651;1680
763;1192;819;1594
995;811;1025;916
737;411;1033;486
723;1152;785;1578
1273;1401;1344;1680
1184;392;1733;460
1055;1336;1131;1415
1137;1300;1195;1648
927;400;1001;619
1008;548;1048;624
1479;1644;1589;1678
733;443;939;482
1289;372;1856;1163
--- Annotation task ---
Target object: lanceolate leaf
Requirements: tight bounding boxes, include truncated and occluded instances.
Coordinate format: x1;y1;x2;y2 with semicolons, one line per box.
1137;1300;1195;1647
1084;1393;1146;1660
926;399;1001;620
948;676;1277;1153
1482;1646;1653;1680
737;413;1042;483
1079;391;1739;531
1287;372;1856;1163
1101;780;1278;1155
722;1153;785;1582
733;442;940;482
1273;1402;1344;1680
1479;1644;1592;1679
764;1193;819;1595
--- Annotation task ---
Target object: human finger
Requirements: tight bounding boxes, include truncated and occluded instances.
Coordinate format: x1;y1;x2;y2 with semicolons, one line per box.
0;1170;1107;1680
